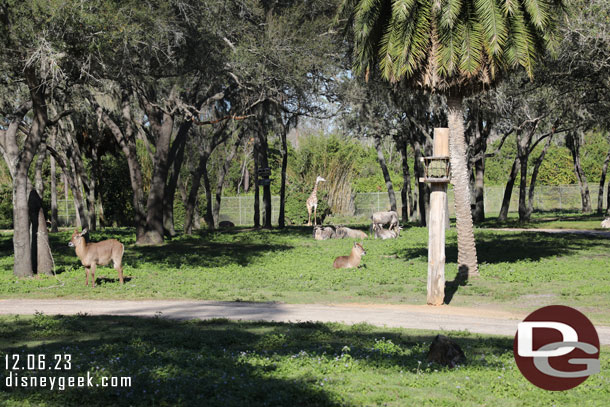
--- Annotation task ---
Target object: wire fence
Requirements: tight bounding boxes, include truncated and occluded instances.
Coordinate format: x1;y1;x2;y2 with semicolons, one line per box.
57;184;606;227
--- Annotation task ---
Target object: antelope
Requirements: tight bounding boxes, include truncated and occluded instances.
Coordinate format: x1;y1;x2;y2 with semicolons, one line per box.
373;224;402;240
313;226;335;240
371;210;399;231
335;226;368;239
601;218;610;229
333;242;366;269
68;228;124;287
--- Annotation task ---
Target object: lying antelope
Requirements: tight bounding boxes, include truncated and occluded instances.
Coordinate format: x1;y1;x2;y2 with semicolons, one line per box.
333;242;366;269
373;224;402;240
68;228;124;287
335;226;368;239
313;226;336;240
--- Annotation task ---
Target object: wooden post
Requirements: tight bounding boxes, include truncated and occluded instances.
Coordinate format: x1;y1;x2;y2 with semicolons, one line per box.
427;128;449;305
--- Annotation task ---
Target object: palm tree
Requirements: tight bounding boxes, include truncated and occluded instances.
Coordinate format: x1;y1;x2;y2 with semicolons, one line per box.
339;0;568;277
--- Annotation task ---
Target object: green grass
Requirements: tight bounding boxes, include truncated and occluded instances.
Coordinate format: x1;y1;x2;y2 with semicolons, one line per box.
1;215;609;323
1;314;608;406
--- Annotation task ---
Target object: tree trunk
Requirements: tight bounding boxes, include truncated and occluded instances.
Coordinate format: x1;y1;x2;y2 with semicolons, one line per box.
472;158;485;223
398;137;412;222
279;124;288;228
258;131;272;229
28;189;53;276
49;128;59;232
517;154;529;223
164;121;191;236
202;158;214;230
12;68;50;277
413;140;428;226
375;135;397;212
527;134;554;218
34;144;46;197
498;156;520;221
597;147;610;214
214;135;242;228
567;133;592;213
87;146;98;231
138;106;174;245
97;97;146;238
50;154;58;232
185;150;210;234
253;138;261;228
446;95;478;277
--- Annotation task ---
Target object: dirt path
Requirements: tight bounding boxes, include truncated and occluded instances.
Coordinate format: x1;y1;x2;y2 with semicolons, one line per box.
2;299;609;345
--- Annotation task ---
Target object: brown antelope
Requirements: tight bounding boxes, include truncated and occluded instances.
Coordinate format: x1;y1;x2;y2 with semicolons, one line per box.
68;228;124;287
333;242;366;269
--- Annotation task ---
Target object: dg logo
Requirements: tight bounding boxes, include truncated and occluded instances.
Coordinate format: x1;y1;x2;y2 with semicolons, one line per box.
513;305;601;391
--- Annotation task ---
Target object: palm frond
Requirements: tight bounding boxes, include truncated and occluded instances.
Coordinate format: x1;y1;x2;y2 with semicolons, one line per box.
474;0;508;55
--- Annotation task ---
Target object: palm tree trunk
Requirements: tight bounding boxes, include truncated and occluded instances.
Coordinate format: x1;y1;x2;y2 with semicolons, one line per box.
447;95;478;277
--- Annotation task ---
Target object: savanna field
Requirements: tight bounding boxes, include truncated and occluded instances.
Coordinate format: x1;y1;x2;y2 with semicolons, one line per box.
1;214;610;323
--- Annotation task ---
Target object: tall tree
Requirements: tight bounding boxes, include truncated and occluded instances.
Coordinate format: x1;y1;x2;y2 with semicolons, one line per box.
340;0;569;277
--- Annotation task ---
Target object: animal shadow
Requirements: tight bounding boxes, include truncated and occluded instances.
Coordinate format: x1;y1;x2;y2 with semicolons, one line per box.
94;276;132;286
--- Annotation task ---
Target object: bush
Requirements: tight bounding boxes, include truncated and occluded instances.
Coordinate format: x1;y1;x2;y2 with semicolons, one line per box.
283;188;330;225
98;155;134;226
0;184;12;229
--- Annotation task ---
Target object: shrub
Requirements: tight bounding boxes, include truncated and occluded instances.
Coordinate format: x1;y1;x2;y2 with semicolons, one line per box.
283;188;330;225
0;184;12;229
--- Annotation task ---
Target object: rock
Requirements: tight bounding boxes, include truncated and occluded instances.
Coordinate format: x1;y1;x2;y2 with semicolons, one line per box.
601;218;610;229
426;334;465;368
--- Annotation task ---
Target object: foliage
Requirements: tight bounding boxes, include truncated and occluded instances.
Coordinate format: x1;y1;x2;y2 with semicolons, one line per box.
340;0;569;92
353;171;404;193
537;146;578;186
283;189;330;225
0;184;12;229
97;155;134;227
2;315;608;407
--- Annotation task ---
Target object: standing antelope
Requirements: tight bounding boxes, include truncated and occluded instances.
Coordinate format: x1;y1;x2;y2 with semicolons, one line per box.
68;228;124;287
333;242;366;269
306;176;326;226
371;210;399;231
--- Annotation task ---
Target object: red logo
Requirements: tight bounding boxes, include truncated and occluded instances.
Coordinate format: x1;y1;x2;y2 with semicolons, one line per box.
513;305;600;391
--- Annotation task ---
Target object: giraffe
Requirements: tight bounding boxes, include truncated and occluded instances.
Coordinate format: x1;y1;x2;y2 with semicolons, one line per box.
306;176;326;226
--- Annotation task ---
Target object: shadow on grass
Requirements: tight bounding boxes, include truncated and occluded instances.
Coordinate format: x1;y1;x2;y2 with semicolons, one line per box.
0;228;299;275
0;315;512;407
477;210;605;229
395;230;609;265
